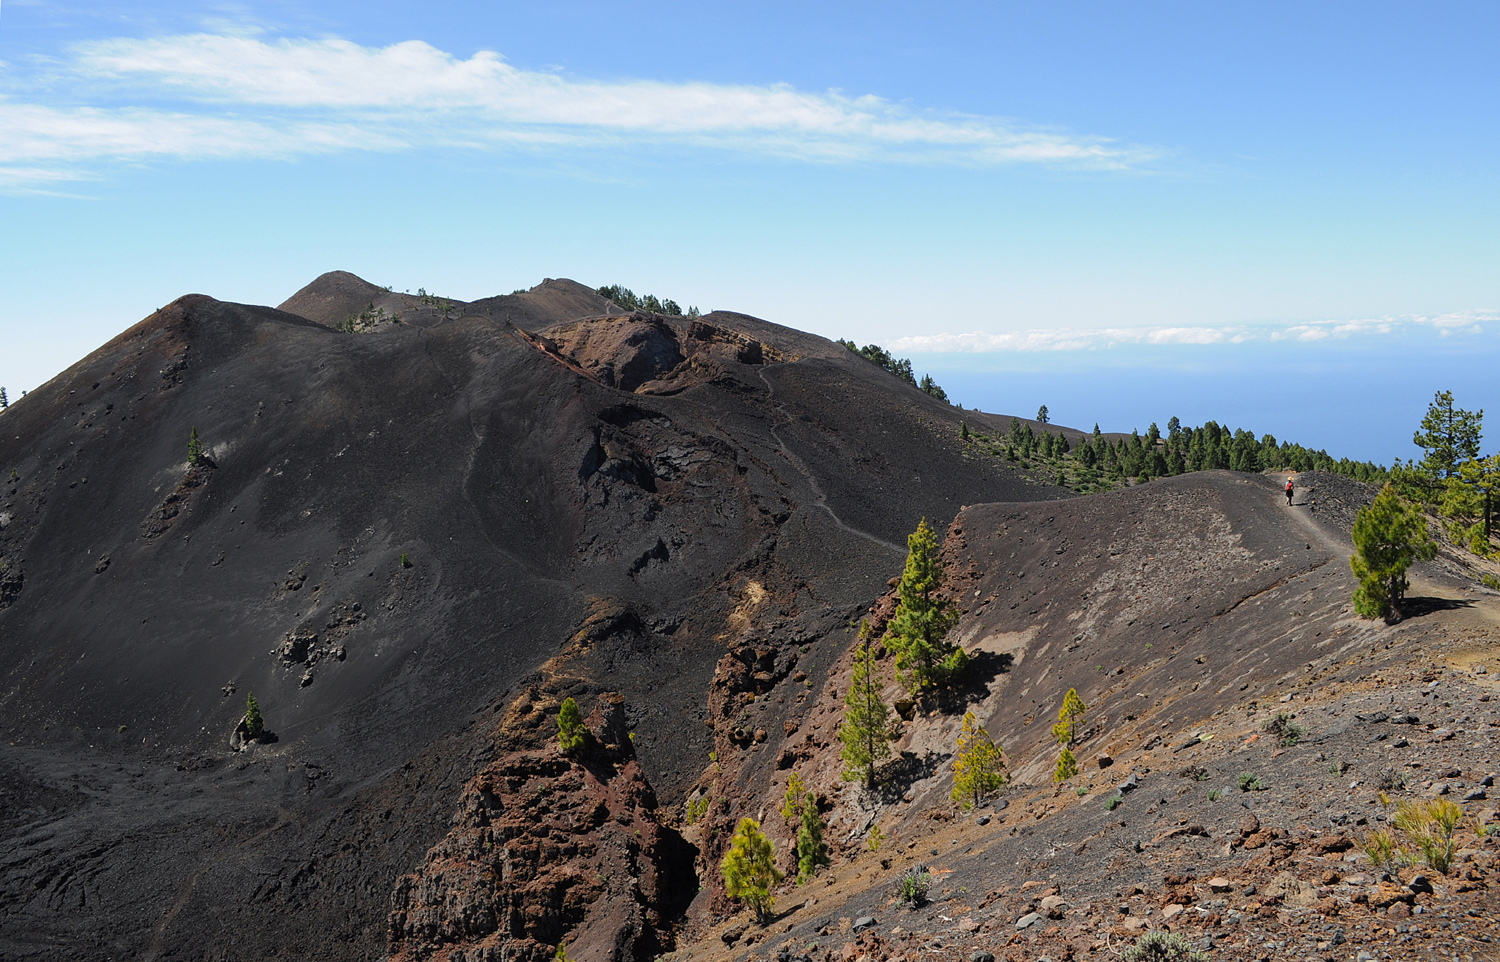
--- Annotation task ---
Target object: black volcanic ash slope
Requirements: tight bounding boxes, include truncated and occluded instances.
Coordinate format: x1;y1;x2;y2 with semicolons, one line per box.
0;273;1064;961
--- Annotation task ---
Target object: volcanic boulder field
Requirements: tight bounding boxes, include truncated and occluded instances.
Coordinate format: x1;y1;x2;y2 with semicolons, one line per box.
0;273;1496;962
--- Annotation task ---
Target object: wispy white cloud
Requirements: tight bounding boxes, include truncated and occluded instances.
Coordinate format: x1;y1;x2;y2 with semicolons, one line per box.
0;101;396;165
888;311;1497;353
0;33;1155;189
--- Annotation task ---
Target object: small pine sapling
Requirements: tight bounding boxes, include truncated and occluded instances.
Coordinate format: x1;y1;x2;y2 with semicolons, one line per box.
1054;746;1079;783
780;771;808;827
839;622;892;787
1052;688;1087;747
950;710;1007;809
557;697;587;755
187;427;204;465
244;692;264;739
795;794;829;883
720;818;781;924
866;825;885;851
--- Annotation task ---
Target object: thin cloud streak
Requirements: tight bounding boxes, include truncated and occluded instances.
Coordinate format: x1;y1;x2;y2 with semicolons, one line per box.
0;33;1156;188
887;311;1497;353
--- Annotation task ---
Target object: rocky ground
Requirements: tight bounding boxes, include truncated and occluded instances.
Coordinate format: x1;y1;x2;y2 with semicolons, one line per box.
671;473;1500;962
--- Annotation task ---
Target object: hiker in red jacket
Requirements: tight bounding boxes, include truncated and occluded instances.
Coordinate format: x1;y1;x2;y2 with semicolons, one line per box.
1285;477;1295;505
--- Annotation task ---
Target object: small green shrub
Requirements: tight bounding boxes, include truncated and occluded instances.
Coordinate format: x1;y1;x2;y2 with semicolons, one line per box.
557;697;586;755
1394;798;1465;874
1361;828;1403;873
1482;573;1500;591
1237;772;1264;792
866;825;885;851
1261;711;1306;746
1106;794;1122;810
1121;930;1209;962
399;552;412;569
897;867;932;907
685;795;710;825
244;692;264;738
1207;789;1222;801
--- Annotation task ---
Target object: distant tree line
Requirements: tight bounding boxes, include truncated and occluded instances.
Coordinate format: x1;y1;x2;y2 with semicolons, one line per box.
835;340;948;402
596;284;700;319
961;415;1388;494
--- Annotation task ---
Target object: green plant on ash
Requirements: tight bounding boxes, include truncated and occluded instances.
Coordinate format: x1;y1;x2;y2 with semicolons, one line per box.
885;518;966;695
244;692;264;739
1393;798;1465;874
794;793;829;883
720;817;781;924
780;771;808;827
897;866;932;907
1350;483;1437;619
1261;711;1306;746
1054;746;1079;783
1121;930;1209;962
1361;828;1404;874
187;427;205;465
1237;772;1265;792
1052;687;1087;747
866;824;885;851
556;697;587;755
840;621;893;787
950;710;1007;809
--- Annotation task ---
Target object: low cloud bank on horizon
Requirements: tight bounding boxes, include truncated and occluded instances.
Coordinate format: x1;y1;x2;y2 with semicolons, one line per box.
0;33;1155;191
886;310;1497;353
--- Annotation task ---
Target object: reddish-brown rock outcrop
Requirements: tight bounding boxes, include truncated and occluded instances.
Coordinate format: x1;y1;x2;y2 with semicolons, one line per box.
388;694;696;962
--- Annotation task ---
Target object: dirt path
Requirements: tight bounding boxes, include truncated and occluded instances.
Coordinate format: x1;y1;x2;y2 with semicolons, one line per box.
1277;471;1500;630
757;367;905;557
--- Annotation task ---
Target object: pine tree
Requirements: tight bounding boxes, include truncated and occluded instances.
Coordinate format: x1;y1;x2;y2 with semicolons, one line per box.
0;387;8;409
885;519;966;695
840;622;892;787
795;794;829;882
1413;390;1483;484
1351;484;1437;619
1054;746;1079;783
187;427;203;465
1051;688;1087;747
1456;453;1499;549
960;421;970;441
781;771;809;827
950;710;1007;809
1037;405;1049;423
557;696;587;755
720;817;781;923
244;692;264;739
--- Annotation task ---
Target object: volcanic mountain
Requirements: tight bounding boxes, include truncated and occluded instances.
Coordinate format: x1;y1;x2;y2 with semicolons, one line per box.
0;273;1061;960
1;273;1496;962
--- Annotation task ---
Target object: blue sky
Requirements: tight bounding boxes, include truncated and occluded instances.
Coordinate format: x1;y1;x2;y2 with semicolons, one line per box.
2;2;1497;462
